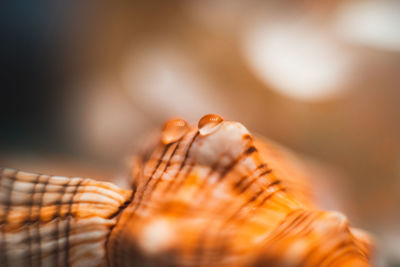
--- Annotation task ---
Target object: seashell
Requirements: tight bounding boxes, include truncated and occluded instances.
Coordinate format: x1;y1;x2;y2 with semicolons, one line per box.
0;168;132;267
0;114;373;267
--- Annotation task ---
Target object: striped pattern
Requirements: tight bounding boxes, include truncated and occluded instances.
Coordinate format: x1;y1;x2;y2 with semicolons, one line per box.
0;168;131;267
252;210;372;267
0;115;373;267
110;117;372;267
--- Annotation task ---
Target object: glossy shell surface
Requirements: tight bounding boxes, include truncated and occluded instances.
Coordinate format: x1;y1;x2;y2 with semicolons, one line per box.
108;115;372;267
0;115;373;267
0;168;131;267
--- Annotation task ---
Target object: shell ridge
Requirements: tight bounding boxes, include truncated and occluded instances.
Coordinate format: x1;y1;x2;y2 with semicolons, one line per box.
104;192;134;267
253;210;372;266
133;142;173;213
26;172;40;267
0;115;374;267
162;131;200;195
0;168;131;267
65;179;84;267
144;139;182;206
106;141;175;266
52;174;70;266
112;116;372;266
1;169;18;267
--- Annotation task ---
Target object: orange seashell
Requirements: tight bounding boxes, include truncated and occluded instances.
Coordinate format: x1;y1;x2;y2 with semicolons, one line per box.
0;115;373;267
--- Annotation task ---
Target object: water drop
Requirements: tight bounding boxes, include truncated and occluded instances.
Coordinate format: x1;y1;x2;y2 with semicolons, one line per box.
162;118;189;144
198;114;224;136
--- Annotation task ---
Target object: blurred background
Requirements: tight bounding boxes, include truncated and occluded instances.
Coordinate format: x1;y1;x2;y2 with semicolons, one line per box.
1;1;399;266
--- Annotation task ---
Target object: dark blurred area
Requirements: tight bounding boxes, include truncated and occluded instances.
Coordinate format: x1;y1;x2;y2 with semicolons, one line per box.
1;1;399;266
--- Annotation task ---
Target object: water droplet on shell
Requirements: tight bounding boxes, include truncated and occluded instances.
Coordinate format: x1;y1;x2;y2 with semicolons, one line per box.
162;118;189;144
198;114;224;136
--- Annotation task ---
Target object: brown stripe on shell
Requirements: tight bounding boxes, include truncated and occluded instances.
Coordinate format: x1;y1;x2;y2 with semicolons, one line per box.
114;116;372;267
177;131;279;265
0;168;132;267
191;137;259;210
52;177;70;265
109;140;175;260
136;142;173;207
144;139;183;202
252;210;370;266
64;179;83;266
105;189;135;267
244;146;257;155
26;173;41;267
107;131;200;267
36;173;50;267
1;115;373;267
164;131;200;194
0;169;18;267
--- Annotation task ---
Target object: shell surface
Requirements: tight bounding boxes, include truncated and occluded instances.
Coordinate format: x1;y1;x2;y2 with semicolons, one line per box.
0;168;131;267
108;115;373;266
0;114;373;266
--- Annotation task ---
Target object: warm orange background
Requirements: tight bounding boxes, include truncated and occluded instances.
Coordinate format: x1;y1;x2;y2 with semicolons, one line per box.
1;1;399;266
